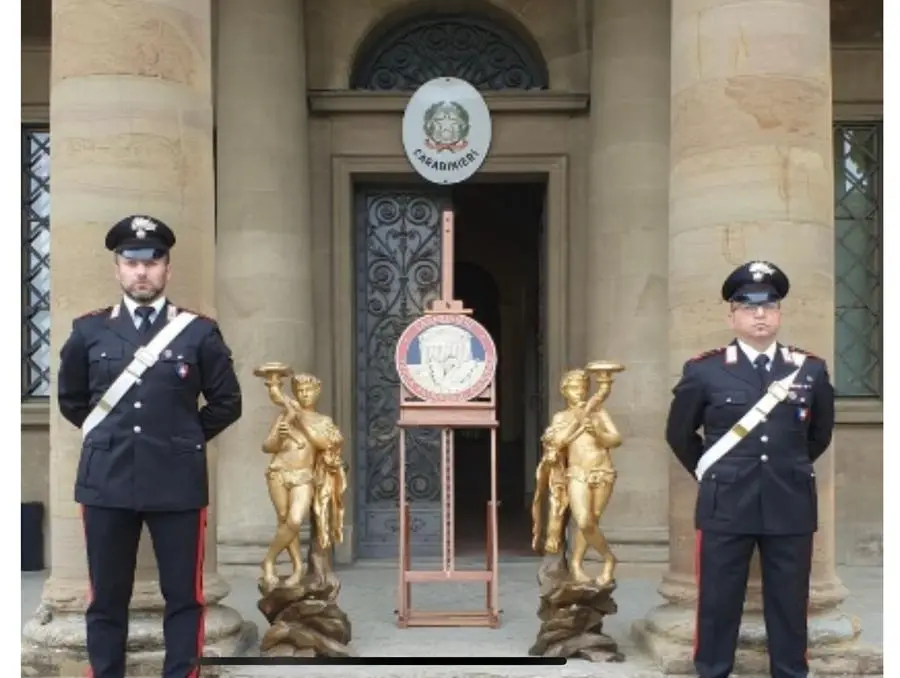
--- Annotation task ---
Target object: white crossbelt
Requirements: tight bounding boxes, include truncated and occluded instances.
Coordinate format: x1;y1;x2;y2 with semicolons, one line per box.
81;312;198;440
694;354;807;481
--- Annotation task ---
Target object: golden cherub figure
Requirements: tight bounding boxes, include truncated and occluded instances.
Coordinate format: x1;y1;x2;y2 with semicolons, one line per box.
254;363;347;591
531;362;625;586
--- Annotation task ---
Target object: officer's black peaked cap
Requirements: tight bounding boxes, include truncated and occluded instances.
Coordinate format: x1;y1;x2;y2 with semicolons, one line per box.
105;214;176;261
721;260;790;304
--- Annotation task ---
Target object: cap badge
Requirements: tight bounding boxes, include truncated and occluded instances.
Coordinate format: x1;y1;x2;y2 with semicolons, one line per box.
131;216;157;240
749;261;775;283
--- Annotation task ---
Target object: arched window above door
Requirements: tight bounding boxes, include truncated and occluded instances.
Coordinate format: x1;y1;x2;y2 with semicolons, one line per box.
350;13;549;91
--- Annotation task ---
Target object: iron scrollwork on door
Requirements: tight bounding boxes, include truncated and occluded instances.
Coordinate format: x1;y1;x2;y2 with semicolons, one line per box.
350;14;549;92
355;189;447;512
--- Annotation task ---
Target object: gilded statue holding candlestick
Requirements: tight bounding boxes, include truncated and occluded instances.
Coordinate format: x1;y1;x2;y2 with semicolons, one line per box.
252;363;354;658
532;361;624;584
529;361;626;663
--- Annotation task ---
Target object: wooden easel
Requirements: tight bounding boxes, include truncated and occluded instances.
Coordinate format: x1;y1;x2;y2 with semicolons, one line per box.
394;209;501;628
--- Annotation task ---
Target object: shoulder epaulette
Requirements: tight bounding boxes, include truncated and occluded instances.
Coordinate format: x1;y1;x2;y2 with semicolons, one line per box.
788;345;822;360
688;347;725;363
171;306;215;323
76;306;112;320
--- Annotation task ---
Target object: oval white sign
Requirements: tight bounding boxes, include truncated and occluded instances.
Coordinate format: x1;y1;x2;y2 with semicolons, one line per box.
402;77;492;185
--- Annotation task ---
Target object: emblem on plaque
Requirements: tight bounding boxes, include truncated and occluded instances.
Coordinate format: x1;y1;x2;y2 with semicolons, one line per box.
423;101;470;153
395;313;497;403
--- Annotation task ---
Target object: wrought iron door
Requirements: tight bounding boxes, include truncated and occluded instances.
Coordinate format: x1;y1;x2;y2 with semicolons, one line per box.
355;187;450;558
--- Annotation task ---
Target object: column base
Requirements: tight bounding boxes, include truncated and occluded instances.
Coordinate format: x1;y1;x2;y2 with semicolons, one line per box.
219;523;355;568
21;572;258;677
632;604;884;676
585;527;670;564
219;523;311;569
21;604;258;677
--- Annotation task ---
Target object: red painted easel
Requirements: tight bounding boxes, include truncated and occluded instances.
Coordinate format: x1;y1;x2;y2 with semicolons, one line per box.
394;209;500;628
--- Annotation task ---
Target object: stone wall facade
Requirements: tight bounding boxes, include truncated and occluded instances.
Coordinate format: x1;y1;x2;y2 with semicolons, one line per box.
20;1;883;672
21;2;883;571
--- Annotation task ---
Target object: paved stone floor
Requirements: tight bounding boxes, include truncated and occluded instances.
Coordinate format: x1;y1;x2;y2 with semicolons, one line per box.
22;560;883;677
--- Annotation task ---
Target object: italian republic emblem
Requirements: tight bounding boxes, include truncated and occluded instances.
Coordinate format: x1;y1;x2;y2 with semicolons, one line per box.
423;101;470;153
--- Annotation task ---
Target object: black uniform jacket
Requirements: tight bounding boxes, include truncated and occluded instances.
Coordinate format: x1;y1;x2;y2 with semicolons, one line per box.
57;301;242;512
665;340;835;535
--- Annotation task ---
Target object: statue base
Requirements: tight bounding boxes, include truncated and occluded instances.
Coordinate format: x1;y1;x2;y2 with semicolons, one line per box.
258;547;354;658
632;604;884;675
527;555;624;663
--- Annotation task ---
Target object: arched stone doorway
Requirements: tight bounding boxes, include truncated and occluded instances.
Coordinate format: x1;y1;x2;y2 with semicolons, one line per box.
350;10;550;559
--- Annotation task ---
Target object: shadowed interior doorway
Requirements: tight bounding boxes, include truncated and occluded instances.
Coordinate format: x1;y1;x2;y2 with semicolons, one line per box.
450;180;546;556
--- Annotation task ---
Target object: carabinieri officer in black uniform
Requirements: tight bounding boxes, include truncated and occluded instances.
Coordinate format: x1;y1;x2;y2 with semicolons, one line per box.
665;261;835;678
57;215;243;678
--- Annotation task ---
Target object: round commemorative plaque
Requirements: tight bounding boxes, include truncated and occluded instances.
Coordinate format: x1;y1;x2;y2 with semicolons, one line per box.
395;314;498;403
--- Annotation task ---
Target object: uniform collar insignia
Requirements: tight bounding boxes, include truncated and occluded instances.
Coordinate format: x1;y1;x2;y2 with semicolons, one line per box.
110;303;121;319
167;304;178;321
725;345;738;365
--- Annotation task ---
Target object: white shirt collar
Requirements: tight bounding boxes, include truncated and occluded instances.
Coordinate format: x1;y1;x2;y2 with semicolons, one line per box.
737;339;777;366
122;295;167;320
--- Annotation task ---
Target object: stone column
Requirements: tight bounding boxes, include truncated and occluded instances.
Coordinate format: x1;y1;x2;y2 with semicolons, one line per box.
585;0;671;562
21;1;255;675
214;0;318;567
632;0;882;674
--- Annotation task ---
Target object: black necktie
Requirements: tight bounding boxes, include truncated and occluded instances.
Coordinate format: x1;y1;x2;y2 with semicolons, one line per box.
135;306;154;335
754;354;771;388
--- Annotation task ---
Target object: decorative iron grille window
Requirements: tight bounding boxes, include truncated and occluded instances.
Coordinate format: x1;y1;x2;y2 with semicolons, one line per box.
22;126;51;399
833;122;882;397
350;14;549;91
